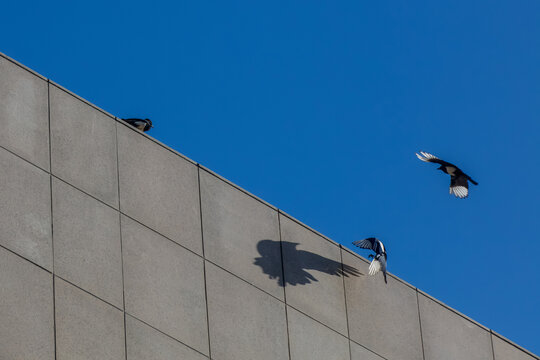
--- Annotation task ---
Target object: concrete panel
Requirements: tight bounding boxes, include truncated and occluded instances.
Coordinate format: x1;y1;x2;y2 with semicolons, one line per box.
418;293;493;360
280;214;350;335
492;335;536;360
350;342;385;360
0;247;54;360
126;315;208;360
50;85;118;208
206;261;289;360
0;147;52;269
52;178;123;308
200;169;283;299
121;216;208;355
287;306;350;360
342;250;423;360
117;123;202;254
0;56;49;170
55;278;125;360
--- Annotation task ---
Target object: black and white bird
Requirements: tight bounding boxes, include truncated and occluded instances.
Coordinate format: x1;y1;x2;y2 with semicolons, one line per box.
122;118;153;132
352;237;387;284
416;151;478;199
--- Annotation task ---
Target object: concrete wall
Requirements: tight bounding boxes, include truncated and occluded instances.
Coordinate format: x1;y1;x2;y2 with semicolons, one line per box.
0;51;537;360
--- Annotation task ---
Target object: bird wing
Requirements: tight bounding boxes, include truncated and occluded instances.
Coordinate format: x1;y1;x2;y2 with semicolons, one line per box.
352;238;377;250
368;258;381;275
123;118;153;131
416;151;454;167
450;174;469;198
123;118;139;126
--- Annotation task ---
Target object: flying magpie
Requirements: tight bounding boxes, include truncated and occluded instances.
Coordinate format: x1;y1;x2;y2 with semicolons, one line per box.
352;237;387;284
416;151;478;199
122;118;153;132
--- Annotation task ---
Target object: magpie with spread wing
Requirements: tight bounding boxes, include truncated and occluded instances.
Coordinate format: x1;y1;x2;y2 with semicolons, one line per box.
352;237;387;284
416;151;478;198
122;118;153;132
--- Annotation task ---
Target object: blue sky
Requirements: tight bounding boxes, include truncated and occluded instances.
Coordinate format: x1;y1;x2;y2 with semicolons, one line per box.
2;0;539;353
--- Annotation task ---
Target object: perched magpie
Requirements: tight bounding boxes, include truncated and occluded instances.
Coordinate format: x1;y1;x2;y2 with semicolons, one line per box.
352;237;387;284
416;151;478;199
122;118;153;132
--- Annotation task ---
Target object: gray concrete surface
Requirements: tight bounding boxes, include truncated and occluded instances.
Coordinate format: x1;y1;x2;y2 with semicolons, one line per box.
418;292;494;360
117;122;202;254
52;178;123;308
492;334;536;360
126;315;209;360
287;306;350;360
280;214;349;336
206;261;289;360
0;51;538;360
121;215;209;355
342;249;424;360
0;246;54;360
0;55;50;170
350;342;385;360
0;147;52;270
50;84;119;208
55;277;125;360
200;168;283;299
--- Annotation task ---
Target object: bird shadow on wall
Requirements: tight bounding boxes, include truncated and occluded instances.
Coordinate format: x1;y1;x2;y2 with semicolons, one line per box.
254;239;361;287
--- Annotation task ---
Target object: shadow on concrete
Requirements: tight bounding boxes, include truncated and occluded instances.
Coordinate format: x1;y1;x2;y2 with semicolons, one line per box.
254;239;361;286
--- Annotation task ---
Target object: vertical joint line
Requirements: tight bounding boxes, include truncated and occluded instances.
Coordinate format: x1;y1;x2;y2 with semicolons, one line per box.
47;80;58;360
489;330;496;360
197;165;205;258
47;80;54;273
339;246;352;360
197;165;212;359
277;211;287;302
115;122;128;360
52;276;57;360
47;80;53;180
277;212;292;360
416;290;426;360
120;217;128;360
114;119;122;212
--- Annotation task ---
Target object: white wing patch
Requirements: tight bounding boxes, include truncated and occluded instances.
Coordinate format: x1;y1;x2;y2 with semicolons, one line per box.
450;186;468;198
368;259;381;275
416;151;439;162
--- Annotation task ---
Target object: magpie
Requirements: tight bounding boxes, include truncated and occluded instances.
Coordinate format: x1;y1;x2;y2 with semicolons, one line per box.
122;118;153;132
352;237;387;284
416;151;478;199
